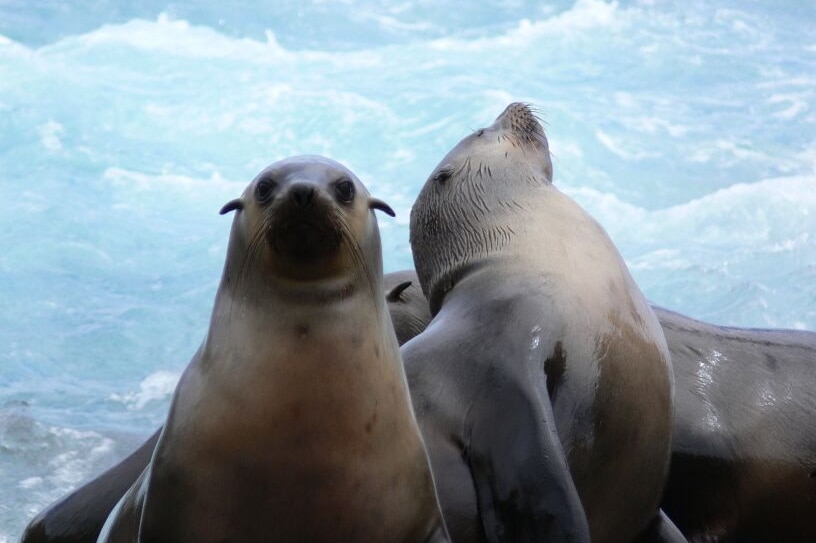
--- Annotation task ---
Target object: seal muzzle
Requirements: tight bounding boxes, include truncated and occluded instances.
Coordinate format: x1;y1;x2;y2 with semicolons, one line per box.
269;183;343;262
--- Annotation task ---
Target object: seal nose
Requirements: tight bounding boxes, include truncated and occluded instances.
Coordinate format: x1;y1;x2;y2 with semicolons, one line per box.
290;184;316;209
494;102;542;137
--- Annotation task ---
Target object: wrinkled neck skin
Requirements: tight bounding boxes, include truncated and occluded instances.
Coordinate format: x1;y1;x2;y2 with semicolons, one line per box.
411;142;652;342
411;105;556;316
412;163;556;314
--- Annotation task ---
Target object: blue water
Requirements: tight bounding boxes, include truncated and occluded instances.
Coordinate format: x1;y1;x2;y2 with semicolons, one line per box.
1;0;814;539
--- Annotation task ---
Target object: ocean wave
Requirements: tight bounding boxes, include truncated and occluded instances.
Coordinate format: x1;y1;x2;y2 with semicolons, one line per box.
2;2;815;539
567;174;816;245
38;13;383;67
564;174;816;328
0;403;121;537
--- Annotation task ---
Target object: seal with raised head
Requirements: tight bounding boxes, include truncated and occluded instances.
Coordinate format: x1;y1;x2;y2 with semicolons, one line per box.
405;103;675;543
95;155;448;543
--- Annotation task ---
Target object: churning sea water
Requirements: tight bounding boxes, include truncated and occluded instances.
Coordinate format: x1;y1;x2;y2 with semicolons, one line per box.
0;0;814;539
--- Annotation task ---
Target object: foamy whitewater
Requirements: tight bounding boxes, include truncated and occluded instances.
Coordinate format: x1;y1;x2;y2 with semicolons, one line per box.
1;0;814;538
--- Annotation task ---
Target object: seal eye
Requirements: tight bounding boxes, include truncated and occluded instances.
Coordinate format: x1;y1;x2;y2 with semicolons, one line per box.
335;179;355;203
434;169;452;184
256;179;276;204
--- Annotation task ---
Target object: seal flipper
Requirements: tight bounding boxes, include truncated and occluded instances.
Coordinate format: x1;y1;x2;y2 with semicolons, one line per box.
21;429;160;543
467;376;590;543
633;510;689;543
96;465;150;543
424;523;452;543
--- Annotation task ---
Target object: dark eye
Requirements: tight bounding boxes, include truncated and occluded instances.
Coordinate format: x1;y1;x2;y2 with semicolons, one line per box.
335;179;355;203
476;129;485;137
434;169;452;184
256;179;276;203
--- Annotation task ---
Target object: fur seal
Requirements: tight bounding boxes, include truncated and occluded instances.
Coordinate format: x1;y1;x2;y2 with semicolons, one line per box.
18;271;435;543
406;103;674;543
94;156;447;543
656;307;816;543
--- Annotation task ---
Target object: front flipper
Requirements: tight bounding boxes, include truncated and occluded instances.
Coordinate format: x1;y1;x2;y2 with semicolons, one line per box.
96;466;150;543
467;376;590;543
424;523;451;543
21;429;160;543
634;510;688;543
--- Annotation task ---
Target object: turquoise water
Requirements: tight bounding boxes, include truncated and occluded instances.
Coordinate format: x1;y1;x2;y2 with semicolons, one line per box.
1;1;814;539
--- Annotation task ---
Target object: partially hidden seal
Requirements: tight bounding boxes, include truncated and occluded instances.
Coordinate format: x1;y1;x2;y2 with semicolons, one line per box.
405;103;675;543
656;307;816;543
94;155;448;543
385;270;433;346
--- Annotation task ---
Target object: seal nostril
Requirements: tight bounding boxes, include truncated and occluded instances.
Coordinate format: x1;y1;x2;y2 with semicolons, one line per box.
291;185;315;208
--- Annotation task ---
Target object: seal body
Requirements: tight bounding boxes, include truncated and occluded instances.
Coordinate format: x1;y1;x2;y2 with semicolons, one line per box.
656;307;816;543
95;156;447;543
407;103;674;543
20;270;435;543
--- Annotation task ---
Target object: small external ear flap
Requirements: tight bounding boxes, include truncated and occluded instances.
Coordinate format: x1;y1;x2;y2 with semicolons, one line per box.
386;281;412;302
369;198;395;217
219;198;244;215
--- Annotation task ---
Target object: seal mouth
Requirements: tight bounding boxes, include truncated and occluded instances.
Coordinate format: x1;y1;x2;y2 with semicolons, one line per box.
495;102;545;143
268;210;343;262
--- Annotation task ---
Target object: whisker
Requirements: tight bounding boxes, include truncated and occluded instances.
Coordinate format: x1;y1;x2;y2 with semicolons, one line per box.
228;215;270;322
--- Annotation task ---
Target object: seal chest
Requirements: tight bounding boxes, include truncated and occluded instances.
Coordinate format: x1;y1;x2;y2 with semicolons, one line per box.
96;156;446;543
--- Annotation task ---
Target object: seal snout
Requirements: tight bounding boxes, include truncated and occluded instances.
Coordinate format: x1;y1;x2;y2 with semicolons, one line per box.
268;182;343;263
495;102;545;142
290;184;316;209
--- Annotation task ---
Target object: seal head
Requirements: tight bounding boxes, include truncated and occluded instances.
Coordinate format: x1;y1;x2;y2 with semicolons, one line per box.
411;102;552;313
220;155;394;287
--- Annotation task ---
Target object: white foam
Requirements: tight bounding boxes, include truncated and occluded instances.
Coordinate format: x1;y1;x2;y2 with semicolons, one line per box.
595;129;659;160
103;167;245;193
1;406;122;538
110;370;181;410
37;120;64;152
568;174;816;244
18;477;43;489
619;116;690;138
356;11;435;33
769;93;810;120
